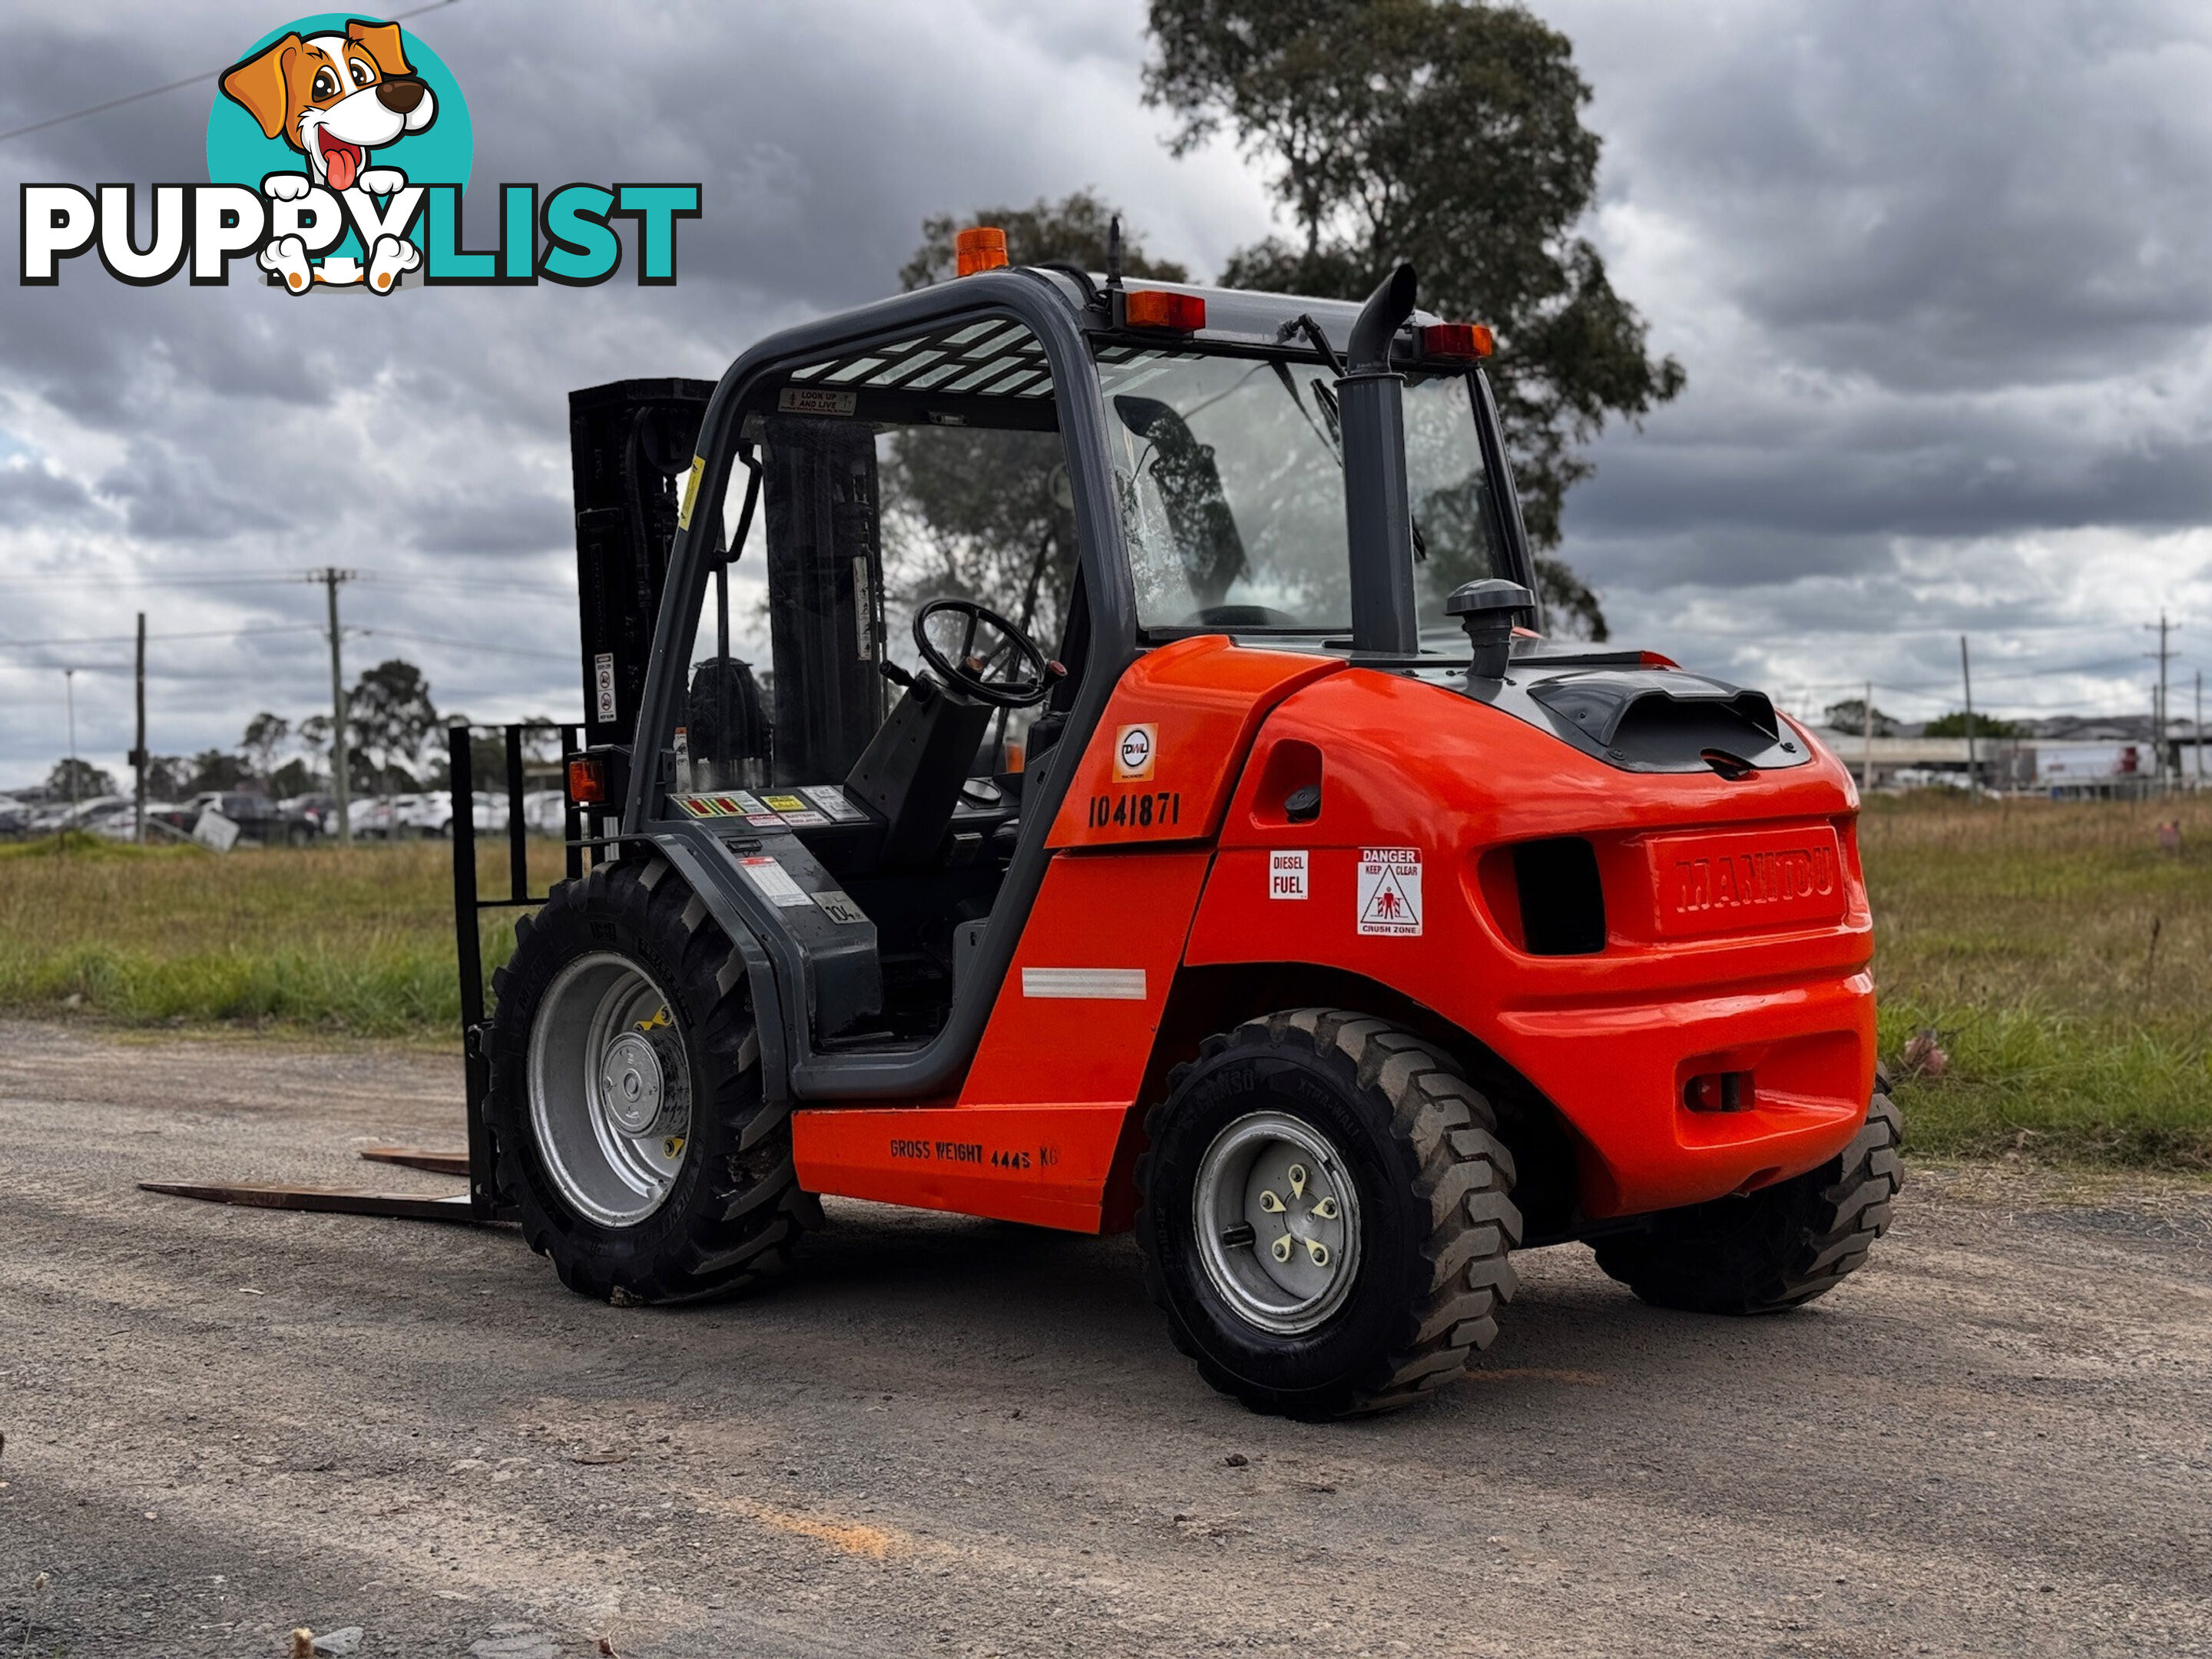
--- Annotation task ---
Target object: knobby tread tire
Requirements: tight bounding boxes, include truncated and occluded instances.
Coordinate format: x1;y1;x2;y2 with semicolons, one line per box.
485;855;810;1304
1592;1078;1902;1315
1136;1008;1522;1419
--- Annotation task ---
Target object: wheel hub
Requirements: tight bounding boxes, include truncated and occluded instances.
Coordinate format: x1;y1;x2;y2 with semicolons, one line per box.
1193;1111;1362;1335
599;1028;680;1136
526;953;694;1228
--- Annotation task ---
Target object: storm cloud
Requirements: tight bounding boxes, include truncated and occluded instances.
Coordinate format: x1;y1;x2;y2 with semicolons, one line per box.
1;0;2206;785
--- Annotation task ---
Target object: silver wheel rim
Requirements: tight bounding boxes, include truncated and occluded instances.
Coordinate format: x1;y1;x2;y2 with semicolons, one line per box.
527;952;692;1227
1193;1111;1362;1335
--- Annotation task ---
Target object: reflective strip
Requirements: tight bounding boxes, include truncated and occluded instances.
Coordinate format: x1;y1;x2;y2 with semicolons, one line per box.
1020;968;1147;1001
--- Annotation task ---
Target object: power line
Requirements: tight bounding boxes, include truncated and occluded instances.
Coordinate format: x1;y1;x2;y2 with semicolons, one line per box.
0;0;462;146
359;628;572;662
0;623;324;651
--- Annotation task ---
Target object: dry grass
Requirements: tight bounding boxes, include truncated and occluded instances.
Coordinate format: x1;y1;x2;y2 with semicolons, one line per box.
3;793;2208;1168
1864;792;2212;1167
0;835;561;1038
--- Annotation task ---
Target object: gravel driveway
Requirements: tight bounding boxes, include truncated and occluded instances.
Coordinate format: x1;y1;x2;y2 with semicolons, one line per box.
2;1021;2207;1657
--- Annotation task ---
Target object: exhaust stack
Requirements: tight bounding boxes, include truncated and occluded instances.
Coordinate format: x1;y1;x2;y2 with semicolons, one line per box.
1339;263;1421;657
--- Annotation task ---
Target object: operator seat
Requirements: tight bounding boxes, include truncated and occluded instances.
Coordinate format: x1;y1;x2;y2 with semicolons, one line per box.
843;671;995;868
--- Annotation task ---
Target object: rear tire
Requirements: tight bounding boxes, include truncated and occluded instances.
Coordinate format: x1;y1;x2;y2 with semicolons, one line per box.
485;854;810;1302
1591;1079;1902;1314
1136;1009;1521;1419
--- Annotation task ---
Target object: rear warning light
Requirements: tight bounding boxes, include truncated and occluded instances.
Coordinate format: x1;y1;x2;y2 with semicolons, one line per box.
955;225;1008;276
1418;322;1495;359
1123;290;1206;333
567;756;607;804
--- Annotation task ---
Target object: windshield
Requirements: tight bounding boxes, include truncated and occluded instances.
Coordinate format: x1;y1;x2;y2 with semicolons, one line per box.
1094;347;1510;641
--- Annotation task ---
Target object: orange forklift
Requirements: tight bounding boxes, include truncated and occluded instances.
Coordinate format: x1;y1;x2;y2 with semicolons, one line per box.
157;230;1899;1418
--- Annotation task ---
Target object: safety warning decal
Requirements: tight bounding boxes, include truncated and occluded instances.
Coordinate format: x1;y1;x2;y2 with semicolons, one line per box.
738;856;813;909
1356;847;1422;936
803;784;868;823
779;386;858;417
594;652;618;723
1270;849;1309;900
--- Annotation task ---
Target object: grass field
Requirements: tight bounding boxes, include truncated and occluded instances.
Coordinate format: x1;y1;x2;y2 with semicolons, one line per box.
1863;792;2212;1168
2;796;2207;1167
0;834;559;1040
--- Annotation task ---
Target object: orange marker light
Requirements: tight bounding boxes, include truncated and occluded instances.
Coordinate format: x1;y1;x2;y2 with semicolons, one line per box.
567;756;606;805
955;226;1008;276
1418;322;1495;359
1123;290;1207;333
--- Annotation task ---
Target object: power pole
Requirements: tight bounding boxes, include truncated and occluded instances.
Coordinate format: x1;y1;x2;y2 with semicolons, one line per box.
64;667;78;818
1862;678;1874;793
133;611;147;844
2145;611;2173;789
2197;668;2204;787
313;567;357;846
1959;636;1978;794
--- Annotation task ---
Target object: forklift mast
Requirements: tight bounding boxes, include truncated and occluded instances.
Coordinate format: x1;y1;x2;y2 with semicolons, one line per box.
568;378;715;751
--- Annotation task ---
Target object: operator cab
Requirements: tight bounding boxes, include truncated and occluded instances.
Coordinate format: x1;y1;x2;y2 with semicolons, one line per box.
641;268;1545;1063
664;314;1090;1045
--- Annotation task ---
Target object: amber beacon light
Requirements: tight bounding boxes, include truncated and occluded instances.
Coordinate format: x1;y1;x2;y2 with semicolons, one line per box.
955;226;1009;276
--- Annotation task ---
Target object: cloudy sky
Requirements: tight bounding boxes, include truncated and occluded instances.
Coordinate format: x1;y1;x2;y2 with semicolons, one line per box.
3;0;2209;790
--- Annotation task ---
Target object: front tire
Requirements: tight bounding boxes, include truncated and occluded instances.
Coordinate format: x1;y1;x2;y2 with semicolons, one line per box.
1592;1079;1902;1314
485;854;810;1302
1136;1009;1521;1419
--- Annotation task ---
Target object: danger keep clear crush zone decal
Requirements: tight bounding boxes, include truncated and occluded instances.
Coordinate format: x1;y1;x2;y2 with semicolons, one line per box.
1356;847;1422;937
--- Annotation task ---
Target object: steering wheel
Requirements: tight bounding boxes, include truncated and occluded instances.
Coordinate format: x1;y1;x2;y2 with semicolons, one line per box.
912;598;1056;710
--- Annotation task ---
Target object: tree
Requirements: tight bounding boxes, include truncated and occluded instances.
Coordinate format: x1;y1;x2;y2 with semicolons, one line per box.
1144;0;1685;637
47;757;114;799
144;755;191;800
889;193;1187;644
267;757;319;799
1922;710;2026;740
898;188;1187;291
187;750;250;793
348;659;439;796
241;712;290;783
1822;697;1899;738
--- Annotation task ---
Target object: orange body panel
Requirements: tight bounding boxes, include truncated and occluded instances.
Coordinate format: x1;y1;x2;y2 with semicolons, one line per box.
793;849;1212;1229
790;1103;1127;1230
795;642;1878;1234
1047;634;1339;848
1188;667;1876;1217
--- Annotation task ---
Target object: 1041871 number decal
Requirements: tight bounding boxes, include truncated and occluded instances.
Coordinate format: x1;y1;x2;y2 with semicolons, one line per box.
1088;790;1182;830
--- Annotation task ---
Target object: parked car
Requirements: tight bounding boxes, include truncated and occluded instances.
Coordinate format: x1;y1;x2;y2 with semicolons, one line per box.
30;793;127;836
280;793;343;840
0;796;31;838
346;796;399;839
522;789;568;834
159;791;302;846
82;800;187;842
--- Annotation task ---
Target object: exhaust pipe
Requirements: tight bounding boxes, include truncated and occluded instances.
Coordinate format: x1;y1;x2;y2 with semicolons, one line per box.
1339;263;1420;657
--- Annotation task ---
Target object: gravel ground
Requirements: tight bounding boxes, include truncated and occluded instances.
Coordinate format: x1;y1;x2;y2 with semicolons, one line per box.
2;1019;2208;1657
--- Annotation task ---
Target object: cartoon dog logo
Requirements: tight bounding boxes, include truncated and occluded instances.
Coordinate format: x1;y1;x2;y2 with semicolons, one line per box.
220;18;436;293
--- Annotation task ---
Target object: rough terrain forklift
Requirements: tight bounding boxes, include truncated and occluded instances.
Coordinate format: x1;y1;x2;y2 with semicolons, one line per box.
160;232;1900;1419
